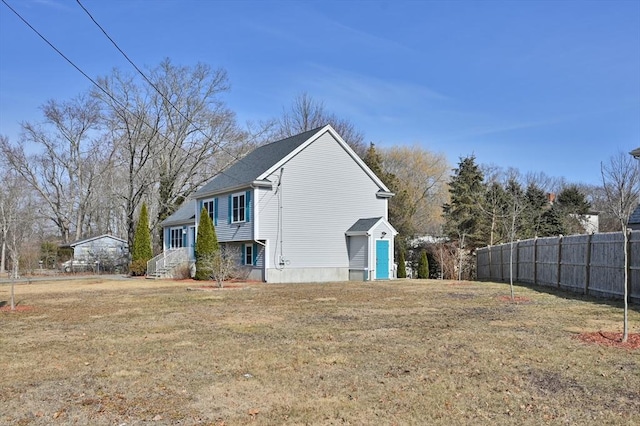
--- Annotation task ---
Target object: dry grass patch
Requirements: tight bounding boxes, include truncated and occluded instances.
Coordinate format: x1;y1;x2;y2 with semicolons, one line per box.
1;277;638;425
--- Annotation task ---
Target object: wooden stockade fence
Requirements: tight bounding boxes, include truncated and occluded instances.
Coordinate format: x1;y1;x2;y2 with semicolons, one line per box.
476;231;640;303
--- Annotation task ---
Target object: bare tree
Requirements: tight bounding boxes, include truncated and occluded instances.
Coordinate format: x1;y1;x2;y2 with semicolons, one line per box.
275;92;366;157
502;178;527;301
601;151;640;342
0;167;36;309
95;60;252;249
148;60;250;224
382;145;450;237
95;68;163;248
0;96;113;243
209;245;240;288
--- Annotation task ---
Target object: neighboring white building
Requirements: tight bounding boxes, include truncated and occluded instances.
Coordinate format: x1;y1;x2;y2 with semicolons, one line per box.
579;212;600;234
157;125;396;283
63;234;128;272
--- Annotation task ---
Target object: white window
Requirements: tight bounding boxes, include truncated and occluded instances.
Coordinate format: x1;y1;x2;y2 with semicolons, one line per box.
232;193;246;223
170;228;184;248
203;200;214;221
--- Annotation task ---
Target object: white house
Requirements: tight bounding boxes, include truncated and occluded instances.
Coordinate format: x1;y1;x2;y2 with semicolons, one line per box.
156;125;396;283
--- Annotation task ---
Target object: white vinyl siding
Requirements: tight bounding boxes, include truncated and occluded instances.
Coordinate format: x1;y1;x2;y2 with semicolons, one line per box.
257;132;387;270
71;236;128;264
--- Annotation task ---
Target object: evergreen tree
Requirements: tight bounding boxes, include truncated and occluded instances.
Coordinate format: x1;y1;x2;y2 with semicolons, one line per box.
195;207;219;280
555;185;591;234
417;250;429;279
443;155;486;248
130;203;153;276
363;143;386;179
556;185;591;214
397;247;407;278
541;204;565;236
522;183;550;239
363;143;412;237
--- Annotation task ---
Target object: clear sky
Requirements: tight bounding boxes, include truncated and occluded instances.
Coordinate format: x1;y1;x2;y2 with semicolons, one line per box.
1;0;639;185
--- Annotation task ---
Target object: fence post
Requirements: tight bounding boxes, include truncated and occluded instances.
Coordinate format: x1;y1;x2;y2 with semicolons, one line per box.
515;240;520;282
533;237;537;285
627;228;632;303
500;244;504;282
585;233;592;295
557;235;563;288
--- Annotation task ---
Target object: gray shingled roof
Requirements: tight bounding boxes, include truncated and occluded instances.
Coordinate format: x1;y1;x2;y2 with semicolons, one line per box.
161;200;196;227
629;204;640;225
194;127;324;197
346;217;384;234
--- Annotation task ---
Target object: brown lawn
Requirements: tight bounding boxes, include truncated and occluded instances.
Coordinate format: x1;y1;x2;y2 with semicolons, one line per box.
1;277;638;425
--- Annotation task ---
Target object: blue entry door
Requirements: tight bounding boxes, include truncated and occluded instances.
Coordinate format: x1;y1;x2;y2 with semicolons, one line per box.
376;240;390;280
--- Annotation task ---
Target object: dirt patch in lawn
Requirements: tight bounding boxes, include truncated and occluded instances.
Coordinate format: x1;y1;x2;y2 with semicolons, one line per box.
576;331;640;350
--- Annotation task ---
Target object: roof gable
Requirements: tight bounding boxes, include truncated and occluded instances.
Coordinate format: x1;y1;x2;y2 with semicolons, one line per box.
257;125;391;193
194;127;322;197
346;217;397;236
161;200;197;227
69;234;127;247
194;125;391;198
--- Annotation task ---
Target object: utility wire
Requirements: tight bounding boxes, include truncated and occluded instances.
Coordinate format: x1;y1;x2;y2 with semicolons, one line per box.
1;0;246;188
0;0;115;107
75;0;255;170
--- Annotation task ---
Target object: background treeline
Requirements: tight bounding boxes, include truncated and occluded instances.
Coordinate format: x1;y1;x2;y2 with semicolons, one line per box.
436;154;639;280
1;59;637;278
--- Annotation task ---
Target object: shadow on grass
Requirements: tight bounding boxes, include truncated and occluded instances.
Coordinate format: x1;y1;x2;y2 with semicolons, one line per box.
484;279;640;314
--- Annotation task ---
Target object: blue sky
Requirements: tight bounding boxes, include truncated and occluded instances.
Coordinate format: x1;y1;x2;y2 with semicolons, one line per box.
1;0;639;185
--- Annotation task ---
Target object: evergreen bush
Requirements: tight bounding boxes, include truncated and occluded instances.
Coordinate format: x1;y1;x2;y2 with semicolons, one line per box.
418;250;429;279
195;207;219;280
397;248;407;278
130;203;153;276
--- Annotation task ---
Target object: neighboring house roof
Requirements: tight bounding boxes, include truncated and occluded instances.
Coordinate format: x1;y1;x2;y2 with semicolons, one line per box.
67;234;127;247
345;217;397;236
194;125;391;198
161;200;197;227
629;204;640;225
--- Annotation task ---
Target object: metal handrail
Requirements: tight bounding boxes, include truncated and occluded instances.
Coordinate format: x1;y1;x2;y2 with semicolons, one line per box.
147;248;189;277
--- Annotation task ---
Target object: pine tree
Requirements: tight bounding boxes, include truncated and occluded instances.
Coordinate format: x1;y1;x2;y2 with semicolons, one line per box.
363;143;414;238
195;207;219;280
397;247;407;278
555;185;591;235
522;183;550;239
443;155;486;248
130;203;153;276
418;250;429;279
